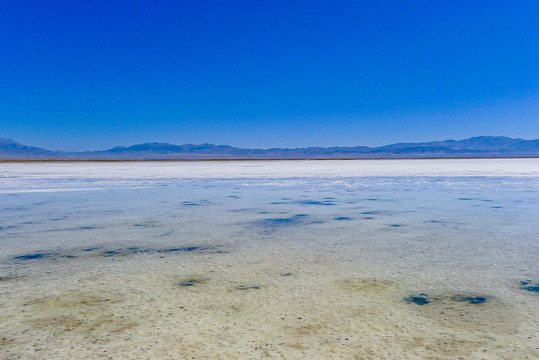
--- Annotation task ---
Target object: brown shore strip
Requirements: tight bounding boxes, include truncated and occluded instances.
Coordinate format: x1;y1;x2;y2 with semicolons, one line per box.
1;156;538;163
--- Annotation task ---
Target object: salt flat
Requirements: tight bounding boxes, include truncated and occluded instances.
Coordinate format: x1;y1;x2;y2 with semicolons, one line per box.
1;158;539;180
0;159;537;359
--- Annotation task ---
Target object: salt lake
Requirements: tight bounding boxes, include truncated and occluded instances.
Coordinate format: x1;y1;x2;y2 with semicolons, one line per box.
0;159;538;359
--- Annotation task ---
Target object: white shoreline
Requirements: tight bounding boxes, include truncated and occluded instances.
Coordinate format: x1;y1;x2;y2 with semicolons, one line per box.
1;158;538;180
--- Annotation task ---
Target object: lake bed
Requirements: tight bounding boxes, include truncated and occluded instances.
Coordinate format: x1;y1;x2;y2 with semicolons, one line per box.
1;159;538;359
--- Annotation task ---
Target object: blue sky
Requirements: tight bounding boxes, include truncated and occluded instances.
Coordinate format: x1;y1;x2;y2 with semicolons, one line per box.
1;1;538;150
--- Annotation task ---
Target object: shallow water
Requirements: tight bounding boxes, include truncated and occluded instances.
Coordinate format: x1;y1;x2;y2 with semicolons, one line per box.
0;161;538;359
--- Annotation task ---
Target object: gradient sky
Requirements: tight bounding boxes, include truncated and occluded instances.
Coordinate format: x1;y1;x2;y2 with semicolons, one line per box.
1;1;538;151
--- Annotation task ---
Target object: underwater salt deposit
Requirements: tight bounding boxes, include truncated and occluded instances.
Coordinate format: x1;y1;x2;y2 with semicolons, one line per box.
0;159;538;359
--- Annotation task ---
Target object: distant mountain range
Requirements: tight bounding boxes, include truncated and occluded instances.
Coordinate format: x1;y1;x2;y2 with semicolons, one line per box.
1;136;538;160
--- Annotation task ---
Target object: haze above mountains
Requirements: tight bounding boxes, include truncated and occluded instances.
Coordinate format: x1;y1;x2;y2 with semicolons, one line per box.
1;136;538;160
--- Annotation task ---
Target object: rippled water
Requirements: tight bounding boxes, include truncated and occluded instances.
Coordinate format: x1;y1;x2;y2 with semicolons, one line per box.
0;162;538;359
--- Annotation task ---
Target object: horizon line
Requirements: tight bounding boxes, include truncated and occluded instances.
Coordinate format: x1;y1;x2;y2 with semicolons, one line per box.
2;156;539;163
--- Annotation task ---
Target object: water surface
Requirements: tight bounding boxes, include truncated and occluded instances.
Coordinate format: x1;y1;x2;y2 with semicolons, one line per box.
0;160;538;359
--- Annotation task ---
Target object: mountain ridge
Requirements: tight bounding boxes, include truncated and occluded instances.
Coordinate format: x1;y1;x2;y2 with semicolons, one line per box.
1;136;538;160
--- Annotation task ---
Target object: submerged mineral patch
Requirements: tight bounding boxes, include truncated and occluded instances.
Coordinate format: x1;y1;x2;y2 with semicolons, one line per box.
9;245;225;265
297;200;335;206
451;295;487;304
176;275;208;287
99;245;221;257
234;285;261;291
262;218;297;225
178;279;198;287
251;214;319;232
405;293;488;306
520;281;539;293
403;295;431;305
14;253;49;260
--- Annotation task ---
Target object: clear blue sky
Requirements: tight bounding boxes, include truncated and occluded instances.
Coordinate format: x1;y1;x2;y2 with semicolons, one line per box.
1;1;538;151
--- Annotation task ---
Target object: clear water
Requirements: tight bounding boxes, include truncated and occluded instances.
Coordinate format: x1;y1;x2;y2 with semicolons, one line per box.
0;163;538;359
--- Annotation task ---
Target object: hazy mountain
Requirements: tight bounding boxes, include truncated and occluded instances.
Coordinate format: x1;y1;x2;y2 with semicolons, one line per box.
1;136;538;160
0;138;60;159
